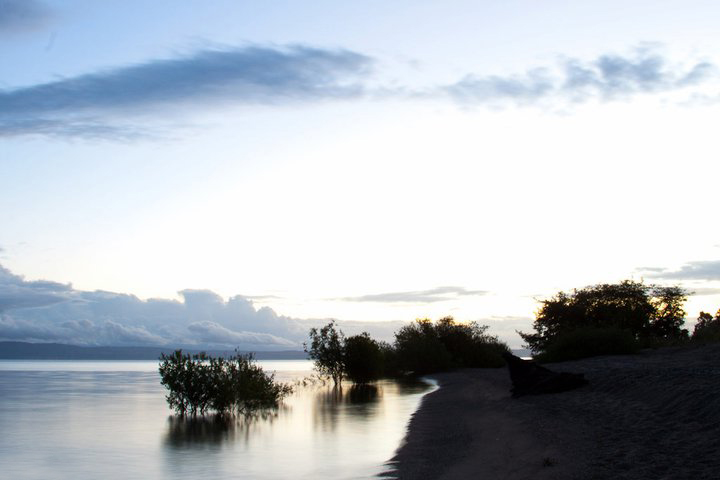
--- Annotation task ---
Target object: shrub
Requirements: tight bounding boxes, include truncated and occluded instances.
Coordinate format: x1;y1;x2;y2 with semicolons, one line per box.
159;350;291;416
344;333;384;384
394;317;509;374
520;280;689;356
535;326;641;363
692;310;720;343
377;340;402;378
394;319;453;375
305;321;346;385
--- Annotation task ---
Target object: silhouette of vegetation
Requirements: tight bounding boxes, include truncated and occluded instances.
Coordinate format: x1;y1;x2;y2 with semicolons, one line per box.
305;320;346;385
534;326;641;363
158;350;292;416
344;333;384;383
306;317;508;382
164;410;281;448
394;317;509;374
520;280;689;358
377;340;402;377
346;383;380;404
692;309;720;343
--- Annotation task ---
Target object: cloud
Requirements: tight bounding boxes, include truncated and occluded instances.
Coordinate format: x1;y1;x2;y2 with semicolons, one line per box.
445;48;717;106
0;263;314;349
0;0;51;34
340;286;488;303
0;118;151;141
0;263;414;349
0;265;72;311
0;45;372;138
187;321;296;348
2;43;717;139
689;288;720;296
639;260;720;281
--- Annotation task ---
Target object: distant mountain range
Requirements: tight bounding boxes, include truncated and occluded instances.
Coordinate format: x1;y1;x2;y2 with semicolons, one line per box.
0;341;309;360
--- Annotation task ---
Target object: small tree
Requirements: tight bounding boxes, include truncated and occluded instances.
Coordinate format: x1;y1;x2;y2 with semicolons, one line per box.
692;309;720;343
344;333;384;384
306;321;346;385
520;280;689;356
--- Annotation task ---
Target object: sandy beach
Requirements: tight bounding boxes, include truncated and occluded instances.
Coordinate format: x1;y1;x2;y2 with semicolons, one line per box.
388;343;720;479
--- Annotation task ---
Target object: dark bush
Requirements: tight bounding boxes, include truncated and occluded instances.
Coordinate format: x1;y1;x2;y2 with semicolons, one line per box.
394;318;453;375
344;333;384;384
520;280;689;356
535;327;641;363
692;310;720;344
377;340;402;378
394;317;509;374
159;350;291;416
305;321;345;385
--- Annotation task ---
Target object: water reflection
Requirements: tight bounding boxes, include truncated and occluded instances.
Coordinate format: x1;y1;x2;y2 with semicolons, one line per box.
164;410;282;449
348;383;380;403
313;383;382;432
0;362;435;480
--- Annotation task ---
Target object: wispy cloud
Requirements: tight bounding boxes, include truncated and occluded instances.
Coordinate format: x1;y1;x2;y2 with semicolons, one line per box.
0;45;372;138
638;260;720;281
445;47;716;106
339;286;488;304
0;0;51;34
689;288;720;296
2;43;717;139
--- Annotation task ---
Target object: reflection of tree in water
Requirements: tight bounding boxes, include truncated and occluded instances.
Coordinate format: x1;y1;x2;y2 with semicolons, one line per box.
347;383;380;404
312;383;383;432
163;408;285;449
393;378;435;395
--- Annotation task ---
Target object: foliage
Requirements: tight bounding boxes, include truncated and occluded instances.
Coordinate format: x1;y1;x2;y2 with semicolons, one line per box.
394;318;452;375
158;350;292;416
535;326;641;363
305;321;346;385
305;317;507;382
377;340;402;378
520;280;689;356
692;309;720;343
344;333;384;384
394;317;509;374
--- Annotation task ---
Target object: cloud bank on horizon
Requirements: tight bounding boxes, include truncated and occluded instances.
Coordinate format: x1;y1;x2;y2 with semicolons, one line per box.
1;43;716;139
0;264;410;349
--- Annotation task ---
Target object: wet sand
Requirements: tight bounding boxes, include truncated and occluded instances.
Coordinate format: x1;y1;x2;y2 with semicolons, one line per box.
388;343;720;479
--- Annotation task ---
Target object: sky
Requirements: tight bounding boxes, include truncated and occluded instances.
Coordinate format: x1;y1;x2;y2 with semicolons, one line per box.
2;0;720;349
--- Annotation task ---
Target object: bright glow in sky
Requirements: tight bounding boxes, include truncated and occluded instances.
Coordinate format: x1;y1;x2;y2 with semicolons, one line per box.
2;0;720;348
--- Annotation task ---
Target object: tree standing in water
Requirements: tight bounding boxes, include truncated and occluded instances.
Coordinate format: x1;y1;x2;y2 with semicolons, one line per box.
306;320;345;385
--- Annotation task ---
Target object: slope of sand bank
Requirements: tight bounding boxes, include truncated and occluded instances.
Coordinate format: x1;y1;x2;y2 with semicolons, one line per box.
388;343;720;479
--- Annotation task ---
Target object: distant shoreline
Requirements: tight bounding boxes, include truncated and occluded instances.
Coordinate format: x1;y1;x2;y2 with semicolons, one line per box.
390;344;720;479
0;341;308;360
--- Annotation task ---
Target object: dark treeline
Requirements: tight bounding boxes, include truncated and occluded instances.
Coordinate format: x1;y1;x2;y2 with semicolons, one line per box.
520;279;720;362
305;316;510;385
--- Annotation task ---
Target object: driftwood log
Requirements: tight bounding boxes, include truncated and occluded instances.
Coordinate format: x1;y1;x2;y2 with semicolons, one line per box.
502;352;588;397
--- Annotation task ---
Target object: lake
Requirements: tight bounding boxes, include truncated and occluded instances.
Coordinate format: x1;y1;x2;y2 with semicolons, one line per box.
0;360;435;479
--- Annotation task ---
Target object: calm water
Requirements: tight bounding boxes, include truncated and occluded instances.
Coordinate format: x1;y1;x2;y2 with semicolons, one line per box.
0;360;434;479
